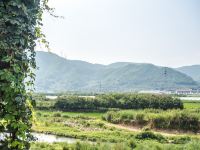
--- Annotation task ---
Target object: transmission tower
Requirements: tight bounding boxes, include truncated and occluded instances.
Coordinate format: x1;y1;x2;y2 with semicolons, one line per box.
163;67;168;91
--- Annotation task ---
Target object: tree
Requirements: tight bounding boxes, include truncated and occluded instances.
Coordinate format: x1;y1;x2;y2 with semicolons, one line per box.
0;0;51;149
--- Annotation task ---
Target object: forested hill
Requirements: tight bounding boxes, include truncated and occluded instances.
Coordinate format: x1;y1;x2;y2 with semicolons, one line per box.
177;65;200;83
35;51;198;92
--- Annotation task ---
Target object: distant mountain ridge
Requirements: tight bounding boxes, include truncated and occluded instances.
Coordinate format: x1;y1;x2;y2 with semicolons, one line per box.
35;51;199;92
177;65;200;83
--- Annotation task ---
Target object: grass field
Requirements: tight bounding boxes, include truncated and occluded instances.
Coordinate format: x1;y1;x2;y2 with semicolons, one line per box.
33;110;136;142
31;140;200;150
32;108;200;149
31;100;200;149
183;100;200;109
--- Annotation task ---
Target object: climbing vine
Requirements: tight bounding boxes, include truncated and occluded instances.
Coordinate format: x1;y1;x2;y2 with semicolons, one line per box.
0;0;50;149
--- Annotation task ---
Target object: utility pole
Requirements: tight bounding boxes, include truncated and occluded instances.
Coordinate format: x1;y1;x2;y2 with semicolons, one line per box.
164;67;167;77
163;67;168;91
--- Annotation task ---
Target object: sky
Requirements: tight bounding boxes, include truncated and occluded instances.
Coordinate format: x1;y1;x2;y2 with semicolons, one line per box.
38;0;200;67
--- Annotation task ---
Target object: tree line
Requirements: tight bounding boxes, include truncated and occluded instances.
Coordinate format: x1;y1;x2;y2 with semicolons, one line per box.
54;93;183;111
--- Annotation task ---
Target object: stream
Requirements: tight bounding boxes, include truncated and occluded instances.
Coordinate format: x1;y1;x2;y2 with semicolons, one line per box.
33;133;78;143
0;132;79;143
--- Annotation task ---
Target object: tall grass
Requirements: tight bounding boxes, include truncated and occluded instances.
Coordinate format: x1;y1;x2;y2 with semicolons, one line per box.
103;109;200;132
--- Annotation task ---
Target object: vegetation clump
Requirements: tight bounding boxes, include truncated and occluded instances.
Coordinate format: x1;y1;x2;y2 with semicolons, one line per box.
135;131;166;142
54;93;183;111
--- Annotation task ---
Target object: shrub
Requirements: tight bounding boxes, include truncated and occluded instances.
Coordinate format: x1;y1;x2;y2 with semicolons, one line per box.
102;111;115;122
53;112;62;117
136;131;166;142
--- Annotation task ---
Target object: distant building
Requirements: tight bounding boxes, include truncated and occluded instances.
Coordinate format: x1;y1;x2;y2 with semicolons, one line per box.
139;89;200;95
138;90;171;94
174;89;200;95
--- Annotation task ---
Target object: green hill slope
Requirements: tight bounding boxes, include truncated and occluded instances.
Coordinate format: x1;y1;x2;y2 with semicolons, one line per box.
35;51;198;92
177;65;200;82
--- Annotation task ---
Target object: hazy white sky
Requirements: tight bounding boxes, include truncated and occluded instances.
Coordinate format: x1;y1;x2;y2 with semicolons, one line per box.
38;0;200;67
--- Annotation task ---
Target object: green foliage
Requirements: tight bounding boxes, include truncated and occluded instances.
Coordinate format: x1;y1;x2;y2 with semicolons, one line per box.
0;0;50;149
54;94;183;111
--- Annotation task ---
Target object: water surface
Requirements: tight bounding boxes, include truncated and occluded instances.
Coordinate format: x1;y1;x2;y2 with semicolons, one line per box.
179;97;200;101
33;133;78;143
0;133;78;143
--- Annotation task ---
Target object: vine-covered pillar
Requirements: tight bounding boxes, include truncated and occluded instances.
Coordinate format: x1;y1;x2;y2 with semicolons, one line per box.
0;0;46;149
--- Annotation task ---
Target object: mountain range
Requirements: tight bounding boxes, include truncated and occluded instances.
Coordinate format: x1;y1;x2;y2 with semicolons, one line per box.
35;51;199;92
176;65;200;83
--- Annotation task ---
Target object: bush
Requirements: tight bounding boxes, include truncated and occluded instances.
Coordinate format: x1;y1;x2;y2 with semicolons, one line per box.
102;111;119;123
135;131;166;142
53;112;62;117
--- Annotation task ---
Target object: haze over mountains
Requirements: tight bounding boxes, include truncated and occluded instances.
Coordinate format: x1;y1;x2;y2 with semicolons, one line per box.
35;51;199;93
176;65;200;83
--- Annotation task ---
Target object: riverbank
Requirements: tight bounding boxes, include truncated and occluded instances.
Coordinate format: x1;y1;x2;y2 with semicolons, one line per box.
29;97;200;149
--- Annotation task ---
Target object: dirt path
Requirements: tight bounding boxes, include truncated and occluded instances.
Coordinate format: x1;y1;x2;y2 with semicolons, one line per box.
105;122;200;137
